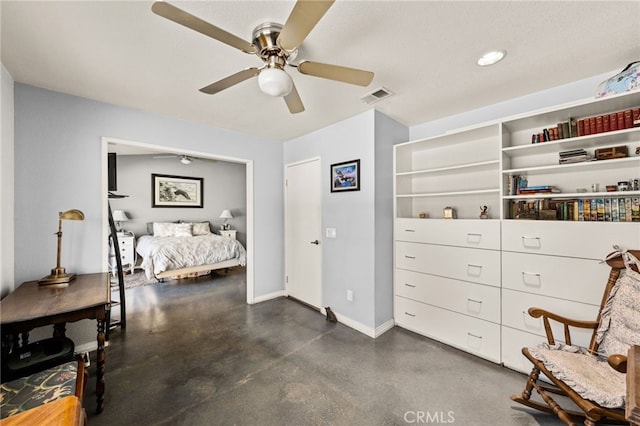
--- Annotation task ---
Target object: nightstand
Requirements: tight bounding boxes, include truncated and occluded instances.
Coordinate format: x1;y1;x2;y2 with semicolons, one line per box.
218;229;237;240
109;232;136;274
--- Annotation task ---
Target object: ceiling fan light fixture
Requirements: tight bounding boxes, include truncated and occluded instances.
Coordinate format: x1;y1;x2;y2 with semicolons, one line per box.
477;50;506;66
258;67;293;97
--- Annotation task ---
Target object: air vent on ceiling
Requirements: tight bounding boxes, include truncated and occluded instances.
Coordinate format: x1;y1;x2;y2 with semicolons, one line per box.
360;87;394;105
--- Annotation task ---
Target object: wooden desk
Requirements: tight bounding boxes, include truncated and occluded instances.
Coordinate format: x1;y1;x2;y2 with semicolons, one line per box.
0;273;110;414
629;345;640;425
0;396;86;426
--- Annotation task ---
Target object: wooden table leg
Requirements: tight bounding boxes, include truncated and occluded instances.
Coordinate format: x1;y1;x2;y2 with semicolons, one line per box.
96;318;106;414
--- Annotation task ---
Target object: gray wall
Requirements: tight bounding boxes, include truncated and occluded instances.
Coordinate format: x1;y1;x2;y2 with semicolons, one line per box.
1;64;15;298
109;154;247;246
374;111;408;327
283;110;407;331
410;70;616;140
13;84;284;349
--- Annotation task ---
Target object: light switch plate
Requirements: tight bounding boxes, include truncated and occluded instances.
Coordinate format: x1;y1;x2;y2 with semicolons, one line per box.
326;228;337;238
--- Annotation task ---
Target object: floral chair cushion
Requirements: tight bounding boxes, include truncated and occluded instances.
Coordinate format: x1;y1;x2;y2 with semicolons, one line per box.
527;248;640;409
0;361;78;419
596;251;640;356
528;343;626;408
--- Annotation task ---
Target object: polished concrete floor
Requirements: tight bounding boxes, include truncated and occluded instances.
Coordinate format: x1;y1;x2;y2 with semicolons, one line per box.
85;269;565;425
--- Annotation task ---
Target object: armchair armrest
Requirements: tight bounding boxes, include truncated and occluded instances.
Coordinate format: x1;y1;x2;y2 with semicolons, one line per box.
527;307;599;346
607;354;627;373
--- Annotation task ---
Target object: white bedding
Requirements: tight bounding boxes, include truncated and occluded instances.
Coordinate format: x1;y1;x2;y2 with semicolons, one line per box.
137;234;247;279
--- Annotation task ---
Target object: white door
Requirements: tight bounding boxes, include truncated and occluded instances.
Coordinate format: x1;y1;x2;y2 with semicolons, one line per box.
285;158;322;309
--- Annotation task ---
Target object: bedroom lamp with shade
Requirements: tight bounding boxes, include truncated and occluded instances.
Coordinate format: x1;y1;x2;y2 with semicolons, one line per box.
39;209;85;286
219;209;233;230
112;210;130;235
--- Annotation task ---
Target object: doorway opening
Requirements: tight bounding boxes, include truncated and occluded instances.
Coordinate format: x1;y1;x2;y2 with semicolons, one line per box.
101;136;255;303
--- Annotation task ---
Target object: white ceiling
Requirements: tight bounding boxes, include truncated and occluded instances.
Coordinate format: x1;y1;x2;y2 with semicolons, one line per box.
2;1;639;143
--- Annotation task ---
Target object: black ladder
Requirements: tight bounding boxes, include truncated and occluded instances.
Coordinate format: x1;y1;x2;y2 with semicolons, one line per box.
107;202;126;338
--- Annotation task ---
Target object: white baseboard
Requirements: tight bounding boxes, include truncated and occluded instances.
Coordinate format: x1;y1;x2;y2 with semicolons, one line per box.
332;312;395;339
251;290;286;304
374;319;395;337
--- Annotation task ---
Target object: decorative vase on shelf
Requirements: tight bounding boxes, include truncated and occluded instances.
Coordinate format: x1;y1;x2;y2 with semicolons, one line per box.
480;206;489;219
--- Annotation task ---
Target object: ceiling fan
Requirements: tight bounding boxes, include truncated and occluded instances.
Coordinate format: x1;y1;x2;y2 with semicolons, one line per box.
151;1;374;114
152;154;213;165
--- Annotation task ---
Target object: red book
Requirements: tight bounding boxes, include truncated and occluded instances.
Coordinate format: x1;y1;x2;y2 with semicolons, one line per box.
589;117;597;134
632;108;640;127
617;111;625;129
578;119;585;136
595;115;603;133
603;114;610;132
624;109;633;128
610;112;618;131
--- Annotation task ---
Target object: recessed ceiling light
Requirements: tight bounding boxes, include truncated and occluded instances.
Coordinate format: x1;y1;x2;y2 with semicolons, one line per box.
477;50;506;66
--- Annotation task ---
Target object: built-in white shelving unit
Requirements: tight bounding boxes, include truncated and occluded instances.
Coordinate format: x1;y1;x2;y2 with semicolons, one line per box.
393;90;640;372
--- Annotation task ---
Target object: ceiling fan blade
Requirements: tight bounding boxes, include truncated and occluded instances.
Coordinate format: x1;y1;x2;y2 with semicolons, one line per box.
199;68;260;95
298;61;374;86
277;0;335;52
283;82;305;114
151;2;257;54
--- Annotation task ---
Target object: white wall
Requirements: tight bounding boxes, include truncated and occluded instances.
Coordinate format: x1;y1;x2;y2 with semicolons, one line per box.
1;63;15;298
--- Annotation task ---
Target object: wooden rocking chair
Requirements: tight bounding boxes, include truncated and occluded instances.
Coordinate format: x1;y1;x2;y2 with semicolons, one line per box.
511;248;640;426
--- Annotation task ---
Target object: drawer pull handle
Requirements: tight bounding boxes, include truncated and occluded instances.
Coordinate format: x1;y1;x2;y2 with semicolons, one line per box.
467;332;482;339
521;236;542;248
467;298;482;304
404;229;416;232
405;255;416;259
404;312;416;317
467;264;482;276
404;283;416;288
466;233;482;243
521;272;542;287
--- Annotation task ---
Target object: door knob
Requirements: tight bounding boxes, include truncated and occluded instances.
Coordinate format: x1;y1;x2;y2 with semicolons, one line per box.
310;240;320;245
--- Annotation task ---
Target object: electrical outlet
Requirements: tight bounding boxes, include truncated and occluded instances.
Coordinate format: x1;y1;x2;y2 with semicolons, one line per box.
347;289;353;302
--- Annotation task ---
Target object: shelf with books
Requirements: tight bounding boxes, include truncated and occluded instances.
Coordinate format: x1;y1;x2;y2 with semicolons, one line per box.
503;156;640;176
504;190;640;200
501;91;640;141
501;127;640;158
507;195;640;222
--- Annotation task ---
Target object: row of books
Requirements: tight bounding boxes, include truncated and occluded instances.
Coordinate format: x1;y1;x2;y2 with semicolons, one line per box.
510;197;640;222
530;107;640;144
559;148;591;164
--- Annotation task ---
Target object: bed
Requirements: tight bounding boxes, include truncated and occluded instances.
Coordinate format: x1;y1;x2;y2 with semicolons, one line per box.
136;222;246;279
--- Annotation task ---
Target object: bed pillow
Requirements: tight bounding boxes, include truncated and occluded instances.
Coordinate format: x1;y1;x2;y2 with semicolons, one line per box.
191;222;211;236
153;222;176;237
174;223;193;237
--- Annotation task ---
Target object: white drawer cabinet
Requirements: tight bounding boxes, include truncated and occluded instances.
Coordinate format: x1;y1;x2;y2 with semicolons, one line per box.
395;268;500;323
501;251;606;305
394;90;640;370
502;221;639;259
502;289;598;346
109;233;135;273
395;219;500;250
395;296;501;363
396;241;500;287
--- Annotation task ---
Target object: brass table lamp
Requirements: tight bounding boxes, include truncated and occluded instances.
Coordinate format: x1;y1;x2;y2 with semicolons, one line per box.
39;209;85;286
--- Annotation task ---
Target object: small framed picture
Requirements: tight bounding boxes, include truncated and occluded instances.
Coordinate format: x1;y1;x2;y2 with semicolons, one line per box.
330;159;360;192
152;173;203;208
